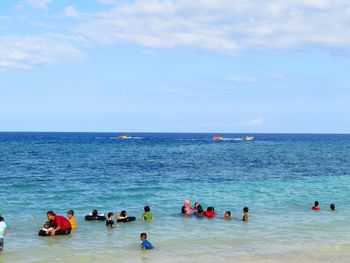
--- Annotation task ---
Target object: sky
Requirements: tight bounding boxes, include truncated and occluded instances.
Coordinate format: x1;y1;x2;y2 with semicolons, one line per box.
1;0;350;133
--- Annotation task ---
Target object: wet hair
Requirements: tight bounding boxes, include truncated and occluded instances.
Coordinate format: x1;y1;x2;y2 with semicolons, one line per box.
197;205;203;213
207;207;215;212
194;202;199;209
144;206;150;212
140;232;147;239
120;210;127;217
330;204;335;210
92;210;98;216
225;211;231;217
44;221;53;228
181;206;186;214
108;212;114;218
314;201;319;207
0;216;4;222
243;207;249;213
47;211;56;216
67;210;74;216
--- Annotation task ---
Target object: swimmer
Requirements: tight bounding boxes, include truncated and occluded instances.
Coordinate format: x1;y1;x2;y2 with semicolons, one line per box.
203;207;215;218
194;204;204;216
117;210;128;220
142;206;153;221
140;232;153;250
181;200;193;215
330;204;336;211
67;210;77;230
224;211;231;220
312;201;320;211
242;207;249;222
106;212;115;227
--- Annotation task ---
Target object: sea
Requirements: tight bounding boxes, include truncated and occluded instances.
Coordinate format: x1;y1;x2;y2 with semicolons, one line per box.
0;132;349;263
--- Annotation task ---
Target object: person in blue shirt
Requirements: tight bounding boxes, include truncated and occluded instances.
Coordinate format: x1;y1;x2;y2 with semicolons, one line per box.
0;215;7;252
140;232;153;250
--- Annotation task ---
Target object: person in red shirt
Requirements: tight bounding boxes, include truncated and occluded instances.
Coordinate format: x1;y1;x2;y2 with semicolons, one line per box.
312;201;320;211
47;211;72;236
203;207;216;218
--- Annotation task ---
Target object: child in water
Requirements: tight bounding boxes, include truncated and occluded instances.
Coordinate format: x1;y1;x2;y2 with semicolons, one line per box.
117;210;128;220
312;201;320;211
224;211;231;220
140;232;153;250
330;204;336;211
203;207;215;218
181;200;193;215
42;221;54;235
142;206;153;221
67;210;77;230
242;207;249;222
106;212;115;227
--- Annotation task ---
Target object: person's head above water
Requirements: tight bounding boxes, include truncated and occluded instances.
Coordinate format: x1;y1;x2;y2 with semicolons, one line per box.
0;215;4;222
207;207;215;212
243;207;249;213
330;204;335;210
92;210;98;216
140;232;147;241
144;206;150;212
184;200;191;208
67;210;74;218
120;210;127;217
314;201;319;207
107;212;114;218
47;211;56;220
224;211;231;219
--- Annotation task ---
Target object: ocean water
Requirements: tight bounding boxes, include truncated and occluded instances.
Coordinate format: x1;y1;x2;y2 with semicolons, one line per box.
0;132;350;262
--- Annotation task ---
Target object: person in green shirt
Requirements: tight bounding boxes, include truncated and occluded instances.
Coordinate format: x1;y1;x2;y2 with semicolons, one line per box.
142;206;153;221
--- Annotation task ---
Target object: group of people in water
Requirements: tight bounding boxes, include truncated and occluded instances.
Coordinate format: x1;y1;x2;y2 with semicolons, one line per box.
181;200;249;221
0;200;337;252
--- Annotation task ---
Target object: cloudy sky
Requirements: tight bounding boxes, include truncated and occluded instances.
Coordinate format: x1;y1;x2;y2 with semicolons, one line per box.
1;0;350;132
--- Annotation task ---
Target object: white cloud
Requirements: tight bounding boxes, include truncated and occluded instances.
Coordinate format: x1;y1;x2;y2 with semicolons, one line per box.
63;6;80;18
241;117;263;126
0;35;84;69
227;75;258;83
24;0;52;9
77;0;350;54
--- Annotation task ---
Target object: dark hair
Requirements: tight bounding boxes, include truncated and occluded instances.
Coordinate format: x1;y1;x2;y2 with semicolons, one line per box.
144;206;150;212
120;210;127;217
108;212;114;218
197;205;203;213
44;221;53;228
0;216;4;222
92;210;98;216
225;211;231;217
330;204;335;210
207;207;215;212
47;211;56;216
181;206;186;214
314;201;319;206
140;232;147;239
243;207;249;213
67;210;74;215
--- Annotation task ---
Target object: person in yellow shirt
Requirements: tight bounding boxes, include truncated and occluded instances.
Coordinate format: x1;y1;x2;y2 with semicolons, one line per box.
67;210;77;230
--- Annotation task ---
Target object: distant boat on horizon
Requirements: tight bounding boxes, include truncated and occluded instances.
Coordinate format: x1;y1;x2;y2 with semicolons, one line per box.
212;135;254;141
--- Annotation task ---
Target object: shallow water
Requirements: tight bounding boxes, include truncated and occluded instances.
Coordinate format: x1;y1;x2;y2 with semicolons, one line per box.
0;133;350;262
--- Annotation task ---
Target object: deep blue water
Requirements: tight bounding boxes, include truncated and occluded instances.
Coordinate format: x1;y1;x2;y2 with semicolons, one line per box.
0;132;350;262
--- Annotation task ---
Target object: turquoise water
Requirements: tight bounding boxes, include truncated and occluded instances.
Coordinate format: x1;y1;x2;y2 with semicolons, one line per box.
0;133;350;262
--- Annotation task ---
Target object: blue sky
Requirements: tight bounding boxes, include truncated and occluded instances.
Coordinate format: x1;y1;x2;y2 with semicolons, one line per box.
1;0;350;133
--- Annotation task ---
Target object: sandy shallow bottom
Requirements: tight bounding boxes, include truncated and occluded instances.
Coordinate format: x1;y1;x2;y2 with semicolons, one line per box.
2;244;349;263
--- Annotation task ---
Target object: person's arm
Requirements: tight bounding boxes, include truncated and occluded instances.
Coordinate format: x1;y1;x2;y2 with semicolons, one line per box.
3;227;6;237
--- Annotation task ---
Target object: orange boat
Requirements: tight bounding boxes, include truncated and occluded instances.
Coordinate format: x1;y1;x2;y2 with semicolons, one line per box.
212;136;223;141
118;135;132;139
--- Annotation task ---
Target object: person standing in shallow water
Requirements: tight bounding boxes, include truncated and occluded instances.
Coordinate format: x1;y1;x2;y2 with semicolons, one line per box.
67;210;77;230
0;215;7;252
142;206;153;221
242;207;249;222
